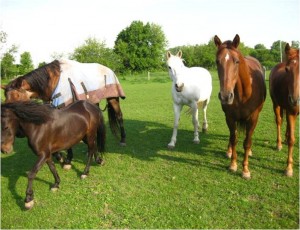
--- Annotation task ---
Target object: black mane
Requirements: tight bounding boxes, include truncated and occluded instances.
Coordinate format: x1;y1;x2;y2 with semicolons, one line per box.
5;60;60;96
1;101;53;124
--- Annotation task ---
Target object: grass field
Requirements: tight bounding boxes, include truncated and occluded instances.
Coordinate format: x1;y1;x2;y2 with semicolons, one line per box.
1;71;299;229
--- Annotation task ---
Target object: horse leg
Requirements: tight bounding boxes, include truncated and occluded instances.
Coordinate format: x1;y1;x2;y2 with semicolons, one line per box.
285;113;296;177
46;158;60;191
226;117;238;172
81;138;96;179
63;148;73;170
242;115;259;180
168;103;182;149
274;105;283;150
107;98;126;146
25;154;47;209
191;103;200;144
202;99;209;133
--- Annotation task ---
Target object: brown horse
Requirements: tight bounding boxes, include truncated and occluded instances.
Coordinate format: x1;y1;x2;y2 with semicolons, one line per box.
269;43;299;177
1;100;106;209
1;60;125;166
214;34;266;179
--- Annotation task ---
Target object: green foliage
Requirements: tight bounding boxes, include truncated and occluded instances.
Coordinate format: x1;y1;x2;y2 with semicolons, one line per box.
1;45;18;79
1;71;299;229
69;37;122;72
19;52;34;75
114;21;167;73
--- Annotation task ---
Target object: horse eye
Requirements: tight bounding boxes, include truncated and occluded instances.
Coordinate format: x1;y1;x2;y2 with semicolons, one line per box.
168;66;172;70
234;59;239;64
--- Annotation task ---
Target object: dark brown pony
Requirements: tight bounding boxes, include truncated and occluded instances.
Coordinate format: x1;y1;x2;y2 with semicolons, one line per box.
1;100;106;209
269;43;299;177
1;60;125;166
214;34;266;179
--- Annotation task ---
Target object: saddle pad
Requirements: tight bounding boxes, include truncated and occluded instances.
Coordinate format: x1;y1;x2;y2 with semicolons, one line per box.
51;59;125;107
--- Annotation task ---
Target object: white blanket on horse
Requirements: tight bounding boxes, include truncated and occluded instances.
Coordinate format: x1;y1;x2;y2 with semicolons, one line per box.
51;59;125;107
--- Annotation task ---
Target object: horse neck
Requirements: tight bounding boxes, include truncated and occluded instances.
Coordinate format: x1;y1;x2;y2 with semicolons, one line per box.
236;57;252;102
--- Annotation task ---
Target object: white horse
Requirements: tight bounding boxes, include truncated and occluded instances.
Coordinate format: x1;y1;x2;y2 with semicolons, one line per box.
166;51;212;149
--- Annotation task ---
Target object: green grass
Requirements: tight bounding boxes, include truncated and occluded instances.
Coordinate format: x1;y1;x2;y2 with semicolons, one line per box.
1;71;299;229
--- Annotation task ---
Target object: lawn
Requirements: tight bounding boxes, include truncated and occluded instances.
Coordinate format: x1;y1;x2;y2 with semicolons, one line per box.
1;71;299;229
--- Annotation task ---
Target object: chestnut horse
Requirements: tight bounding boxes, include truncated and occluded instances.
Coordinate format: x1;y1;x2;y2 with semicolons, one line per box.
214;34;266;179
1;100;106;209
1;60;125;167
269;43;299;177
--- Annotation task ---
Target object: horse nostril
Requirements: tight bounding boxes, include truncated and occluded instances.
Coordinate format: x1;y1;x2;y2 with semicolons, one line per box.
229;92;234;100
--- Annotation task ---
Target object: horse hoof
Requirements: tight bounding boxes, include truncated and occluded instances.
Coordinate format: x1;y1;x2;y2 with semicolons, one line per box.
202;128;207;133
193;140;200;144
63;164;72;170
229;164;237;172
242;172;251;180
81;174;88;179
25;200;34;210
167;144;175;149
119;142;126;147
277;145;282;151
285;170;293;177
96;159;105;166
51;187;59;192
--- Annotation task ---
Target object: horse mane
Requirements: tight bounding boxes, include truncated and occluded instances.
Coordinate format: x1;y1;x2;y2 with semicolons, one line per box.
1;101;53;124
5;60;60;96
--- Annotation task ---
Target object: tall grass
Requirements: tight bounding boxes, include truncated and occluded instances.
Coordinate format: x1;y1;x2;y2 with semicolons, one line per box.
1;71;299;229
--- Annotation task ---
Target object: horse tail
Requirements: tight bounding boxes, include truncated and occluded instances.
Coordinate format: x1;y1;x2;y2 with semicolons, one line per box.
97;112;106;154
107;100;120;139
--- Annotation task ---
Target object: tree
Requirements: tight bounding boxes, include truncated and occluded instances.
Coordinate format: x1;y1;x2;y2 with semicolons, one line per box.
69;37;121;71
114;20;168;73
1;44;18;79
19;51;34;75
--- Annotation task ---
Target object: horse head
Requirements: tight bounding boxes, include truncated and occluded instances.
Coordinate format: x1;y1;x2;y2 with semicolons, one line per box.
166;50;185;92
285;43;300;106
2;79;35;103
1;105;18;154
214;34;241;105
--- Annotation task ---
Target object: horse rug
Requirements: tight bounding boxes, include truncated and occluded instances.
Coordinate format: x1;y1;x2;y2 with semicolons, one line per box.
51;59;125;108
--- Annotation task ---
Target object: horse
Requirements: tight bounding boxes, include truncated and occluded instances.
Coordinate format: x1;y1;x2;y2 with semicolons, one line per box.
269;43;299;177
166;51;212;149
1;100;106;209
1;59;125;167
214;34;266;179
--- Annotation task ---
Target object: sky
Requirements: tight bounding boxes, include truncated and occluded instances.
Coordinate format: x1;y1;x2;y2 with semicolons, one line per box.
1;0;299;66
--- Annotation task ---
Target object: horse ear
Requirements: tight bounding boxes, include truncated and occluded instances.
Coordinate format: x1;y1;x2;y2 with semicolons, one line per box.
214;35;222;47
177;50;182;58
233;34;240;48
1;85;7;90
21;80;30;90
285;43;291;54
166;51;172;59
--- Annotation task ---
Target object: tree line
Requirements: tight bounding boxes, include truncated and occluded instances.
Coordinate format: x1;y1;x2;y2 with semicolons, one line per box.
1;21;299;79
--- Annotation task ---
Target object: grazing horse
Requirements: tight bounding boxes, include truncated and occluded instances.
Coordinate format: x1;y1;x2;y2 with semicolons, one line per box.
1;59;125;167
1;100;106;209
166;51;212;148
214;34;266;179
269;43;299;177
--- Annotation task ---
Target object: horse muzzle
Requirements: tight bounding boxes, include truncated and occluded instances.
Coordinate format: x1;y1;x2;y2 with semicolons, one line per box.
218;91;234;105
175;83;184;92
1;143;13;154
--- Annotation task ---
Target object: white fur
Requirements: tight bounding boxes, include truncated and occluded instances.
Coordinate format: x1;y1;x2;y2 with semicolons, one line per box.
167;51;212;148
